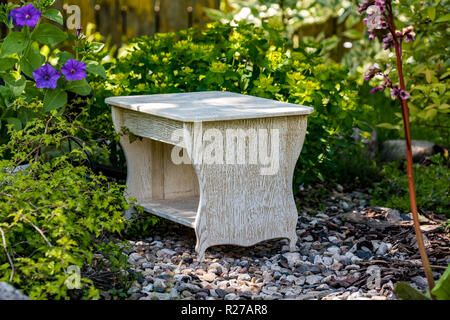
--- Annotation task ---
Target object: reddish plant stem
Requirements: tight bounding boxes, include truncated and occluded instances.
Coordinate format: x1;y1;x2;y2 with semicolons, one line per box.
387;4;435;296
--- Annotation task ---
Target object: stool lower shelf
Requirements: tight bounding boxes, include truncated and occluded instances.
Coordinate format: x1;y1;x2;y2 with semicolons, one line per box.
140;197;199;228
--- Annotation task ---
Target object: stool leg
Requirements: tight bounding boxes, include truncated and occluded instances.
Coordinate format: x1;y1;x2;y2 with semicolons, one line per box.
185;116;308;260
289;233;298;252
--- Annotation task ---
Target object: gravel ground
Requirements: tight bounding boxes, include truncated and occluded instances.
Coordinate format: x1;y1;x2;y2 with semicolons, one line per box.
99;185;449;300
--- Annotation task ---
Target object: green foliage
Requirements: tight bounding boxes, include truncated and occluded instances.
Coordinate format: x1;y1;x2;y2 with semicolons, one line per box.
356;0;449;145
329;145;382;189
431;264;450;300
395;282;431;300
0;107;131;300
371;154;450;217
125;204;159;239
0;1;106;145
93;22;364;185
395;264;450;300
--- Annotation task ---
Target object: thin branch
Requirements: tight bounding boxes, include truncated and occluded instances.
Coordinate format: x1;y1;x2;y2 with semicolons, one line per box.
387;3;436;296
21;216;53;248
0;227;15;282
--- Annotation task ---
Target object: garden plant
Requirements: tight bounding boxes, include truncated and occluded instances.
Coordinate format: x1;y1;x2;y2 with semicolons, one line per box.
0;1;133;299
0;0;448;301
359;0;449;298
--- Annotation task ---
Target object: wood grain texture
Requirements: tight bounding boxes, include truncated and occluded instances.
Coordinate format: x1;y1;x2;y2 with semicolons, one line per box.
112;106;199;204
106;91;314;122
122;109;184;146
184;116;308;261
112;102;310;262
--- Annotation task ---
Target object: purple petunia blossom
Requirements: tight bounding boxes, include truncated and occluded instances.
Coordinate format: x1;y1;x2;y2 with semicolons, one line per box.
33;64;61;90
9;4;41;28
61;59;87;81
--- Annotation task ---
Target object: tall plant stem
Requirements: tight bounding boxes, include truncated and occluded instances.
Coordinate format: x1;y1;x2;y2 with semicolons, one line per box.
388;5;435;296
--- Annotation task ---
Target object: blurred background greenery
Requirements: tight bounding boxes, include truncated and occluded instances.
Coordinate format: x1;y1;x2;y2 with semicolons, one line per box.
6;0;442;146
1;0;448;206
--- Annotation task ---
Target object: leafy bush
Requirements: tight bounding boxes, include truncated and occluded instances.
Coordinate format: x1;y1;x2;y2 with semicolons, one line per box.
0;107;132;299
395;264;450;300
352;0;449;146
93;22;366;185
370;154;450;217
0;1;106;146
0;2;137;300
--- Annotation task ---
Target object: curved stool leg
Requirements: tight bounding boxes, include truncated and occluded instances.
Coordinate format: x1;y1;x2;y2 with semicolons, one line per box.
185;116;308;260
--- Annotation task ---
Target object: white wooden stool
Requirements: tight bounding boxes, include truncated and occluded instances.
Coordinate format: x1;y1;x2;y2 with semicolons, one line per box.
106;91;314;261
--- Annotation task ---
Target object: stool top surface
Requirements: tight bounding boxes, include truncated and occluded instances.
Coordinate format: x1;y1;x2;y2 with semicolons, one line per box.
106;91;314;122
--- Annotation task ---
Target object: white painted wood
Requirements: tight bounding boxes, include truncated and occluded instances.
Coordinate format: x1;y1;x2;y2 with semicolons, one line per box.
184;116;308;261
108;92;313;261
106;91;314;122
141;197;198;228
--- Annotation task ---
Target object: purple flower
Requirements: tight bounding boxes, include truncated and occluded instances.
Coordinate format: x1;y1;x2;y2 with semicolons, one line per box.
391;85;400;98
364;65;382;81
9;4;41;28
61;59;87;81
403;26;415;42
370;86;384;94
76;26;82;38
376;0;386;13
367;29;376;40
399;90;410;100
382;75;392;88
358;0;376;14
33;64;61;90
382;33;394;49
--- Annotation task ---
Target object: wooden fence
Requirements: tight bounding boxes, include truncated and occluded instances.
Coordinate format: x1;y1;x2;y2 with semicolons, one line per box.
54;0;219;45
1;0;219;45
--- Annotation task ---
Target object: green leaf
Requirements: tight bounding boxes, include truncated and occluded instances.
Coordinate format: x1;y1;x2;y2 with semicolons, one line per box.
66;79;91;96
424;69;435;84
20;42;45;78
342;29;362;40
32;23;68;47
0;86;14;107
42;9;64;25
89;42;105;53
55;51;74;65
435;13;450;23
395;282;430;300
376;123;400;130
0;57;17;71
427;6;436;21
424;108;438;120
1;32;28;57
4;75;26;96
203;8;229;21
431;265;450;300
43;89;68;112
6;117;22;131
86;61;107;79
